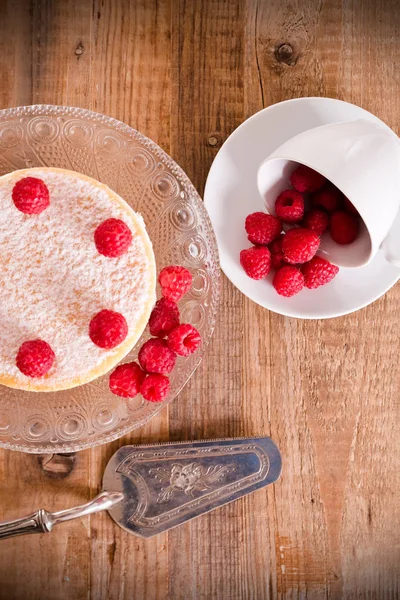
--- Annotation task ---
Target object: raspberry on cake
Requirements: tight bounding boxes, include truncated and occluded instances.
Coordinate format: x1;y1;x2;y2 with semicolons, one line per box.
94;218;133;257
89;309;128;349
0;167;156;392
12;177;50;214
16;340;55;378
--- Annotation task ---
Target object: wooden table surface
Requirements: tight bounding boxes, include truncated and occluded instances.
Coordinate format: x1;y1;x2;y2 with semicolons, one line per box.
0;1;399;598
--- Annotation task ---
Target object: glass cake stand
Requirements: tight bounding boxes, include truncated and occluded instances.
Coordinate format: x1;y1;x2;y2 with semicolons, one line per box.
0;105;220;453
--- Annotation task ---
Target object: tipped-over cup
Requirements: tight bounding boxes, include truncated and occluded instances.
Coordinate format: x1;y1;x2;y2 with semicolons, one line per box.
257;119;400;268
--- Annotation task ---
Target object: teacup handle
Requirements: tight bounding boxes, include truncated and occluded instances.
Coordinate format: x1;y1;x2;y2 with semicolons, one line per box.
381;209;400;268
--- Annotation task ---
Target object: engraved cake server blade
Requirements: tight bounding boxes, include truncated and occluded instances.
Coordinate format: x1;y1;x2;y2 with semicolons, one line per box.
0;437;281;540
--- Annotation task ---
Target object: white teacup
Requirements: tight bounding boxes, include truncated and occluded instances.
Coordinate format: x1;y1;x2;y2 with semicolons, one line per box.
257;119;400;268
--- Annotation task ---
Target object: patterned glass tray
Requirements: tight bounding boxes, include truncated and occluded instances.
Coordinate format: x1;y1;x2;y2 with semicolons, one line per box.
0;106;220;453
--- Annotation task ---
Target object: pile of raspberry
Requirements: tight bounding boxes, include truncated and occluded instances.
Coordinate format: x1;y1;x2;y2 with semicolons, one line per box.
240;165;360;297
11;177;202;390
109;265;201;402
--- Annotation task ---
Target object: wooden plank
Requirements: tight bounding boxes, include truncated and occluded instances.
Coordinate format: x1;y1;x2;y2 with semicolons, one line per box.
245;1;400;598
0;2;94;599
0;2;172;600
0;1;399;599
89;0;171;150
331;3;400;597
87;3;171;599
0;0;33;109
168;1;247;599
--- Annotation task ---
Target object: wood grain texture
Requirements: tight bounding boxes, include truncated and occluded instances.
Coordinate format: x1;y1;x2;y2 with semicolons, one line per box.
0;1;399;598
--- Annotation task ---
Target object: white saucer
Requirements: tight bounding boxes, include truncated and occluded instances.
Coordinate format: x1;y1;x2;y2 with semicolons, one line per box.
204;97;400;319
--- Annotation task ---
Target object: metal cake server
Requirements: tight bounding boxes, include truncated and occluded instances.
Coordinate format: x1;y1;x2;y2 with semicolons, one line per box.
0;437;281;540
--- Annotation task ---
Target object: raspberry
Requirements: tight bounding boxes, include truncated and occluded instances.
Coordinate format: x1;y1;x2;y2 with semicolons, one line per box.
139;338;176;374
94;218;132;257
141;373;170;402
16;339;55;377
290;165;326;193
245;212;282;244
12;177;50;214
275;189;304;223
159;266;192;301
89;309;128;349
149;298;180;338
167;324;201;357
312;184;342;212
303;209;329;236
343;197;359;215
240;246;271;279
269;234;285;269
282;227;320;264
109;362;145;398
273;266;304;297
302;256;339;289
330;211;359;244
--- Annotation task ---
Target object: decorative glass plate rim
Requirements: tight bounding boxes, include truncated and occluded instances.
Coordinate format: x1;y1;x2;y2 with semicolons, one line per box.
0;104;221;453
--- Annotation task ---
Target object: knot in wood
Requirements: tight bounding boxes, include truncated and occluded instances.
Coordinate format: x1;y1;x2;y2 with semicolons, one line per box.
207;135;220;148
274;43;297;66
75;42;84;57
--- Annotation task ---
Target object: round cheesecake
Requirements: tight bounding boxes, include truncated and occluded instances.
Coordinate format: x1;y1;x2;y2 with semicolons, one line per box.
0;167;156;392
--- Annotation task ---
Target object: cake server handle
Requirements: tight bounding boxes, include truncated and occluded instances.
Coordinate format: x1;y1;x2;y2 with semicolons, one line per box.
0;490;124;540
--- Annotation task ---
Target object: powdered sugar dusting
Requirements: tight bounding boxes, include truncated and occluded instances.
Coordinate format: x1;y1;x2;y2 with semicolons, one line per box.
0;168;155;388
